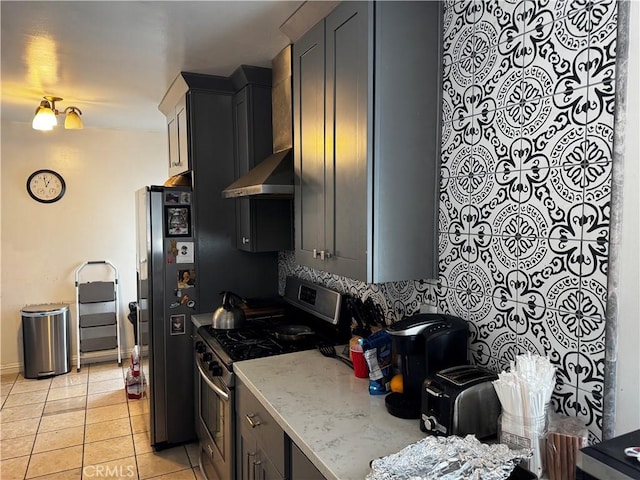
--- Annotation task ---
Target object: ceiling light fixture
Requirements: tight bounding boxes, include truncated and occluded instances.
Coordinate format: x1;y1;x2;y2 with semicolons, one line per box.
32;96;83;131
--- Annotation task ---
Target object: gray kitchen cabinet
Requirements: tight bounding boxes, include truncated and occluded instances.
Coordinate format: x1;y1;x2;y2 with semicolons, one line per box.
294;19;326;271
164;94;188;177
236;379;285;480
231;66;293;252
293;1;442;283
165;96;185;176
290;441;326;480
160;73;234;178
159;72;280;313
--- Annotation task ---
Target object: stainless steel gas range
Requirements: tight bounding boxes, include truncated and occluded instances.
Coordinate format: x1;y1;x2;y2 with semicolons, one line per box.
192;276;350;480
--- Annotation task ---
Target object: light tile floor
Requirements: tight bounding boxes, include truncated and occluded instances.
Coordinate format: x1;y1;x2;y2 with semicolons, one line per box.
0;362;203;480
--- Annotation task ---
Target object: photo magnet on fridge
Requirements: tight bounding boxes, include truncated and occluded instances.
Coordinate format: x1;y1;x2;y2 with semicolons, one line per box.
177;269;195;289
165;206;190;237
176;242;194;263
170;314;186;335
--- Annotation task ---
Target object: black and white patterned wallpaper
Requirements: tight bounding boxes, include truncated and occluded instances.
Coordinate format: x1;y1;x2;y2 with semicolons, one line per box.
279;0;618;443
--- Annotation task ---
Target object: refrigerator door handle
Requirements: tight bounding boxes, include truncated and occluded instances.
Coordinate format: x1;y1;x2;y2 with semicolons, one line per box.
196;360;229;402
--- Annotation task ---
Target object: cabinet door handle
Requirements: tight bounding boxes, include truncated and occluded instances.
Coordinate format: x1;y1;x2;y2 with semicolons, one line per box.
248;451;256;480
320;250;332;260
242;237;250;245
253;459;262;480
245;413;261;428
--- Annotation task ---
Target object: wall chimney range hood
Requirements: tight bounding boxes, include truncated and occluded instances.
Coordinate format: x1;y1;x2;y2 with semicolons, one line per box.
222;149;293;198
222;46;293;199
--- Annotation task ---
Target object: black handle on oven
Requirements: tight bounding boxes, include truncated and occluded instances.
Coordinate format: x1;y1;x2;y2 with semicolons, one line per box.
196;360;229;401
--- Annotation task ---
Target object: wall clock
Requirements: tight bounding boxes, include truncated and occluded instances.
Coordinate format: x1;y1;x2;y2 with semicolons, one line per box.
26;169;66;203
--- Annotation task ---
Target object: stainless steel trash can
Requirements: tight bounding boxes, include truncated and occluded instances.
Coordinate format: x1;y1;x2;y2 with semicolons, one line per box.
22;303;71;378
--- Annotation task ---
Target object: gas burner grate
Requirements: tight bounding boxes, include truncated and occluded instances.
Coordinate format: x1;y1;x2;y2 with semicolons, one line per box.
203;323;320;362
201;311;347;364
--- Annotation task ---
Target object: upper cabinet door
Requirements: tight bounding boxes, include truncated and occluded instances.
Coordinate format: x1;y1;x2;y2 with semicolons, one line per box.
324;1;370;281
233;87;254;250
293;21;327;269
168;96;189;177
167;114;180;175
293;1;371;280
232;80;293;253
176;96;189;175
292;1;442;283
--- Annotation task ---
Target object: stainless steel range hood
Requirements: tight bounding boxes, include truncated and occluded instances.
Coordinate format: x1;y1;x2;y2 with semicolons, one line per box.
222;148;293;198
222;46;293;199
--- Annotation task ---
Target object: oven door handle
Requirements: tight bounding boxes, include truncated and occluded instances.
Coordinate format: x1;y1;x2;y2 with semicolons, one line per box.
196;360;230;402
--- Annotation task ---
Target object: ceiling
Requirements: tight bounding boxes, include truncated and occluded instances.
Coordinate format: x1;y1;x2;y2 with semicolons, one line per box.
0;1;304;132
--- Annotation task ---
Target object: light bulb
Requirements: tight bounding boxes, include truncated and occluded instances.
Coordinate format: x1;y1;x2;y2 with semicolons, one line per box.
64;108;83;129
32;103;57;130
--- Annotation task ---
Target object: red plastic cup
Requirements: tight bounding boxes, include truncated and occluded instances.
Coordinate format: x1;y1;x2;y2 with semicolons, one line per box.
350;345;368;378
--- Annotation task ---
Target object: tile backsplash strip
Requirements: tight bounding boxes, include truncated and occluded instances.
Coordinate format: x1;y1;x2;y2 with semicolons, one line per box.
280;0;618;443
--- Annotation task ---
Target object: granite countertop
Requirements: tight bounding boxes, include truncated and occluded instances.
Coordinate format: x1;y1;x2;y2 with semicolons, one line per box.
234;348;425;480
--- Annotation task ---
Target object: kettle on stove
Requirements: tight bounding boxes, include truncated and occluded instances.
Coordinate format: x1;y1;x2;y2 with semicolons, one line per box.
212;291;246;329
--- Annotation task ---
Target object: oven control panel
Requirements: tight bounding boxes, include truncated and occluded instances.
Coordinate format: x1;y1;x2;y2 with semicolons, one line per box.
283;276;342;326
299;285;317;305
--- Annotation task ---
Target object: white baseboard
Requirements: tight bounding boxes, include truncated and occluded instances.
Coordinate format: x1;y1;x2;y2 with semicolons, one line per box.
0;362;22;376
1;348;135;376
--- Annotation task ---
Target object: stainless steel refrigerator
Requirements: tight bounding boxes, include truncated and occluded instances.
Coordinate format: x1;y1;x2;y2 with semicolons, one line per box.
135;185;197;448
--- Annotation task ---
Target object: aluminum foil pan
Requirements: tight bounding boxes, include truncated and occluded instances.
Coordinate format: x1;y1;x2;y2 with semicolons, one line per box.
366;434;531;480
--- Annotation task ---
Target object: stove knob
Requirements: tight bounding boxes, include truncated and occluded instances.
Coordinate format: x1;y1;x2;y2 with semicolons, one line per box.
195;341;206;353
203;352;212;362
208;361;223;376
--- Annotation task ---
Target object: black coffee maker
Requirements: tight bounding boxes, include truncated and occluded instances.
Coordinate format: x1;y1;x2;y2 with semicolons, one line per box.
385;313;468;419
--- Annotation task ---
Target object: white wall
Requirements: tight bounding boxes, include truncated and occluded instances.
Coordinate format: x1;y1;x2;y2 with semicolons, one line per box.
0;121;166;372
615;0;640;436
